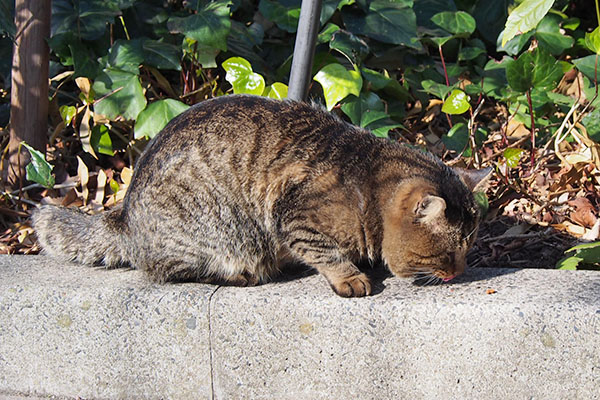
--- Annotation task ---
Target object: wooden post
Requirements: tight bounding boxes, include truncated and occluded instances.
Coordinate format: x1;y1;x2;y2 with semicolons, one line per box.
5;0;51;186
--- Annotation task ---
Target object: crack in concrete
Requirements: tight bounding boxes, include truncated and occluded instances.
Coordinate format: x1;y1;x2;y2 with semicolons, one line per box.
207;285;221;400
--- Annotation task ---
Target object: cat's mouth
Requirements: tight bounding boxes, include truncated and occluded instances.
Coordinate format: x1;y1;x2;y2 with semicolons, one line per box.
411;270;457;286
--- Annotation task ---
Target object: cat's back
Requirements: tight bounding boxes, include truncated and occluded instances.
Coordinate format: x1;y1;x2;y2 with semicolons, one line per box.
127;95;383;197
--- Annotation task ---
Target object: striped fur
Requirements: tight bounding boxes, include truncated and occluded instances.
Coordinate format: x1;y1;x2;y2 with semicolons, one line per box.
33;95;488;297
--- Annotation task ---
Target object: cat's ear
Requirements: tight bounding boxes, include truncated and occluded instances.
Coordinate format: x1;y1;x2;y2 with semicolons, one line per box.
454;166;493;192
415;195;446;224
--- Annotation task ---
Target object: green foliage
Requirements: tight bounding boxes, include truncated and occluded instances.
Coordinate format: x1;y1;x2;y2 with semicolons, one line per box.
501;0;555;46
134;99;190;139
223;57;266;95
1;0;595;194
92;69;147;120
21;143;55;189
503;148;525;168
442;89;470;115
314;63;362;110
558;242;600;270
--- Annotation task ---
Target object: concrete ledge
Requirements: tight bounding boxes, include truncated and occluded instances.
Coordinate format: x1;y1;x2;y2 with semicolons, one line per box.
1;255;599;399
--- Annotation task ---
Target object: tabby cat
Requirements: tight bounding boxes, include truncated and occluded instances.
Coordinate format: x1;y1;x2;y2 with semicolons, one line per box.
33;95;490;297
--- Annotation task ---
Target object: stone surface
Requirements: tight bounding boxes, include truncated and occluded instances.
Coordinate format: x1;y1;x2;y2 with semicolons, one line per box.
0;255;215;400
210;267;600;399
1;255;599;399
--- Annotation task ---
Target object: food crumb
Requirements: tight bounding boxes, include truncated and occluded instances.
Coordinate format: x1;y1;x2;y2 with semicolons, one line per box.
486;289;497;295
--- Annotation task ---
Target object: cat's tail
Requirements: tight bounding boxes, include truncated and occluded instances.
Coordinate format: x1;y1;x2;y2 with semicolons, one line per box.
32;205;130;268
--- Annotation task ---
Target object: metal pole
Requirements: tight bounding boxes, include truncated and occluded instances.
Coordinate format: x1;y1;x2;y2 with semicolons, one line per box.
287;0;322;101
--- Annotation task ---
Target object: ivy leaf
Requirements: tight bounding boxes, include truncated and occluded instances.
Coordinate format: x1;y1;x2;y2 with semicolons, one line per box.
107;39;145;73
342;0;420;49
52;0;121;41
556;256;582;270
134;99;190;139
92;68;147;120
496;29;534;56
167;0;231;51
258;0;301;33
431;11;476;36
330;30;369;65
361;68;410;101
441;89;470;114
535;15;574;55
582;108;600;142
503;148;525;168
0;0;15;38
22;143;55;189
421;80;452;100
565;241;600;265
506;48;561;94
59;105;77;126
222;57;266;95
142;40;181;71
585;27;600;54
314;63;362;110
264;82;288;100
90;124;114;156
442;122;469;155
572;55;599;82
341;92;384;125
506;51;534;93
501;0;554;47
530;47;563;91
69;40;103;79
458;46;486;61
474;191;489;216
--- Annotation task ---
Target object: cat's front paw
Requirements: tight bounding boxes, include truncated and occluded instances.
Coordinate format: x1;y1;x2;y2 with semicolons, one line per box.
330;273;372;297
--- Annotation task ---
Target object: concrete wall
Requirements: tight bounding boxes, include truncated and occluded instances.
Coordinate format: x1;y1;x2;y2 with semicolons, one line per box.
1;255;599;399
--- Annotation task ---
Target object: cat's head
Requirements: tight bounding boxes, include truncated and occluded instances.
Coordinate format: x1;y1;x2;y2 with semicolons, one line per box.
381;167;491;283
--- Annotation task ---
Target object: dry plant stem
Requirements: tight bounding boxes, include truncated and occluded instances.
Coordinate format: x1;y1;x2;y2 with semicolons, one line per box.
526;90;536;170
481;232;544;243
482;135;530;164
438;45;453;129
468;98;485;168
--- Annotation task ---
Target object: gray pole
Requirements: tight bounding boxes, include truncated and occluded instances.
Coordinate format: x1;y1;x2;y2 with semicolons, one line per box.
287;0;323;101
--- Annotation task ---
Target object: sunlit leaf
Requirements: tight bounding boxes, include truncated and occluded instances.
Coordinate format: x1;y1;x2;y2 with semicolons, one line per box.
503;148;525;168
222;57;266;95
265;82;288;99
585;27;600;55
314;63;362;110
22;142;55;189
90;124;114;155
134;99;190;139
59;105;77;126
556;255;582;270
501;0;554;47
442;89;470;114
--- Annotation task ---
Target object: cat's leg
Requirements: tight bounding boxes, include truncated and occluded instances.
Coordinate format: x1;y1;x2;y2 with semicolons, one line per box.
285;235;371;297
